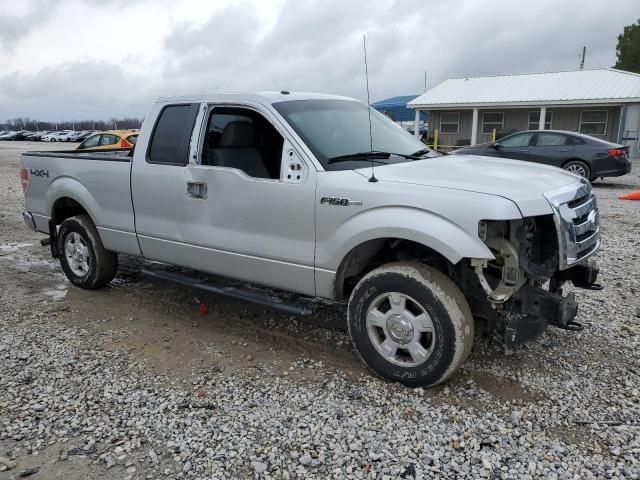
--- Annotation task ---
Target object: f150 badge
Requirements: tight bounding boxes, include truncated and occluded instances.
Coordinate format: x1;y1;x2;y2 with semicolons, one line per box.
30;168;49;178
320;196;362;206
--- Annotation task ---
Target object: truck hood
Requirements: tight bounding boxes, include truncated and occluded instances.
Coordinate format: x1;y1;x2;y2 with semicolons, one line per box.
360;154;582;216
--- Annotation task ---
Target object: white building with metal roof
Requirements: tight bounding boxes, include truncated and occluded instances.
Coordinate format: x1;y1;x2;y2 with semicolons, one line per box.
408;68;640;157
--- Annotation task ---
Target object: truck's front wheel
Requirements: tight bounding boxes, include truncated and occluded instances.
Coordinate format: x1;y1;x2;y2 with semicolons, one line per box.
57;215;118;289
347;262;474;387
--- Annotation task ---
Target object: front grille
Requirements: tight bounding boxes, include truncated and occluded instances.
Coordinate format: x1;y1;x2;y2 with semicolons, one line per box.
567;193;589;209
544;181;600;269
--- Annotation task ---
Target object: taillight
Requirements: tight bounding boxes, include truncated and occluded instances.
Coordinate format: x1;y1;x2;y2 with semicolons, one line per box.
120;138;132;148
608;148;626;157
20;167;29;193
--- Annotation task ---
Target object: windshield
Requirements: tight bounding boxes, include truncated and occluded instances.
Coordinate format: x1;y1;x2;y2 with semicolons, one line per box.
273;99;432;170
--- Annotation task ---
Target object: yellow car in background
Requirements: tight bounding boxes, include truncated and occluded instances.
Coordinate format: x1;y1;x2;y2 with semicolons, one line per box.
76;130;139;150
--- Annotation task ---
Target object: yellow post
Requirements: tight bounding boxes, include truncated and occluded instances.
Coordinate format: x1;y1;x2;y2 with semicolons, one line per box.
434;129;439;150
492;128;496;142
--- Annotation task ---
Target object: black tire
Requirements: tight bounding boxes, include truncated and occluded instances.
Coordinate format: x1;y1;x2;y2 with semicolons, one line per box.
347;262;474;387
57;215;117;289
563;160;591;180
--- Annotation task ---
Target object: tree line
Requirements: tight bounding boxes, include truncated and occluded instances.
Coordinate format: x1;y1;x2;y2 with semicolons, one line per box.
614;18;640;73
1;117;144;131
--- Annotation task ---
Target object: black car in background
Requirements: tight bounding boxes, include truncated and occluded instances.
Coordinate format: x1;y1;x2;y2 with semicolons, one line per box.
453;130;632;181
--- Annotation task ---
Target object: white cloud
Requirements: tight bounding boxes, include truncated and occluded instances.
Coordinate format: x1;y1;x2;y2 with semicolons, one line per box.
0;0;637;121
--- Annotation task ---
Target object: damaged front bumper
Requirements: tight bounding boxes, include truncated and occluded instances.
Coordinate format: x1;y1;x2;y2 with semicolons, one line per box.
503;260;601;353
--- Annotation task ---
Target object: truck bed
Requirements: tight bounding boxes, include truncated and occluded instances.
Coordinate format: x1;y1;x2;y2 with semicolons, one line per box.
21;148;140;256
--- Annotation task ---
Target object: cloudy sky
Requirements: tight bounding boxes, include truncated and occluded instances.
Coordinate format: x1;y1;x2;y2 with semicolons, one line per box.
0;0;637;122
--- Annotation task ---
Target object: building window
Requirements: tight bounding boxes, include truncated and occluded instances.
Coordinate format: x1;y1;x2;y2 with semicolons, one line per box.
579;110;608;135
528;111;553;130
439;112;459;134
482;112;503;134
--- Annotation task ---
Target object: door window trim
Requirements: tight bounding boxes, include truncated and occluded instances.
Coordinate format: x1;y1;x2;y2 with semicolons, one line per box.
80;134;101;149
499;132;535;148
533;132;568;147
193;102;308;182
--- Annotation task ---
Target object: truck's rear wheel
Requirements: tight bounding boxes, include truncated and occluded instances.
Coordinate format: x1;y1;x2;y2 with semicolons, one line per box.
347;262;473;387
57;215;117;289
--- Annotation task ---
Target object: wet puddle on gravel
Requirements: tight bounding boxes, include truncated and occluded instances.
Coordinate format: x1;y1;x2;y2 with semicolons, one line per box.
42;284;69;301
0;242;33;252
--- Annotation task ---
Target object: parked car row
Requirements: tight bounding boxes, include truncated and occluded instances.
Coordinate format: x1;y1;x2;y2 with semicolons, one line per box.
0;129;139;150
0;129;96;142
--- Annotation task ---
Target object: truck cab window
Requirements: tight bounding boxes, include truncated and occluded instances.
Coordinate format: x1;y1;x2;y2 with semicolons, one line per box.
148;103;199;166
201;107;283;179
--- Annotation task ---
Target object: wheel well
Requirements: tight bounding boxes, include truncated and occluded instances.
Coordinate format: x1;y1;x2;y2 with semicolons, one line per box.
51;197;88;225
562;158;589;168
334;238;452;300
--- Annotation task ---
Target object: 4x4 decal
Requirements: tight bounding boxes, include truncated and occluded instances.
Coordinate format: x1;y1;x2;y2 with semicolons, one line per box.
30;168;49;178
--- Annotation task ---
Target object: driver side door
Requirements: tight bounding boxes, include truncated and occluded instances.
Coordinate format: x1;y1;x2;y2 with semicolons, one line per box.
495;132;536;161
180;103;318;295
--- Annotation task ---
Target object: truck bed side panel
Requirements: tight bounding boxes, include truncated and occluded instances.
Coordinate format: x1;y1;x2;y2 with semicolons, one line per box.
21;152;140;256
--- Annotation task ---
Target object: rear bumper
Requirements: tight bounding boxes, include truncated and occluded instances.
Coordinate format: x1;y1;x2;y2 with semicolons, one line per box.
592;156;632;178
23;211;36;231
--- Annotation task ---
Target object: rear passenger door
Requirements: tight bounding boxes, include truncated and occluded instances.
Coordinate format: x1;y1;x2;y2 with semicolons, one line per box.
528;132;574;167
131;102;201;263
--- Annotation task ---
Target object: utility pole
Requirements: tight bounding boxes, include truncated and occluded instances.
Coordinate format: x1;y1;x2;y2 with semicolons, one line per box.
579;46;586;70
424;70;427;92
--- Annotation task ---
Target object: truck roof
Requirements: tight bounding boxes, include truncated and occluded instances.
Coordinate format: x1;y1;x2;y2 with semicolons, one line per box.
155;91;358;105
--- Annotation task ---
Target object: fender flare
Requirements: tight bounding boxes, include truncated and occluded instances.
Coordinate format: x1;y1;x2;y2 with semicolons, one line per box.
46;176;100;225
317;206;495;272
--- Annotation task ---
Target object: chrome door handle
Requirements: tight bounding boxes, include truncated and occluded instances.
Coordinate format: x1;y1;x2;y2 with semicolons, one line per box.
557;148;569;152
187;182;207;199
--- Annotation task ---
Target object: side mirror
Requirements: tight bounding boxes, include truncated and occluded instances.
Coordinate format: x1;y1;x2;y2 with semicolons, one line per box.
491;142;501;150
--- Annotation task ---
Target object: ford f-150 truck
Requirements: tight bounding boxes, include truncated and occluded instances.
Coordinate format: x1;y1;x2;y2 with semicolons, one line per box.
20;92;602;387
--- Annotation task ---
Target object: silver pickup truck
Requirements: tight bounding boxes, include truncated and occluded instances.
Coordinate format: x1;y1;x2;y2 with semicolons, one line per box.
20;92;602;387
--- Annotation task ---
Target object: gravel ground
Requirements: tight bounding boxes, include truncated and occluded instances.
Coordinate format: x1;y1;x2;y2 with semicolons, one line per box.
0;141;639;479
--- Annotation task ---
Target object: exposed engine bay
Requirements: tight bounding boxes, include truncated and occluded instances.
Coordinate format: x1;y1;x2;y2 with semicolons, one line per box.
461;216;601;352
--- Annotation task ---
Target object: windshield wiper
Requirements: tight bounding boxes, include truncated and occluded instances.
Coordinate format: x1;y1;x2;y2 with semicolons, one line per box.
328;151;390;164
412;147;446;156
328;151;419;164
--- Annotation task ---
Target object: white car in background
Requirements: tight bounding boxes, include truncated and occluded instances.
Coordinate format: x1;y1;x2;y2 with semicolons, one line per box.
57;131;78;142
42;131;71;142
67;130;90;142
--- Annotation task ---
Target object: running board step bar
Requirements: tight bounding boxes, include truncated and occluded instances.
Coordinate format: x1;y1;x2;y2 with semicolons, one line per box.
141;267;313;316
